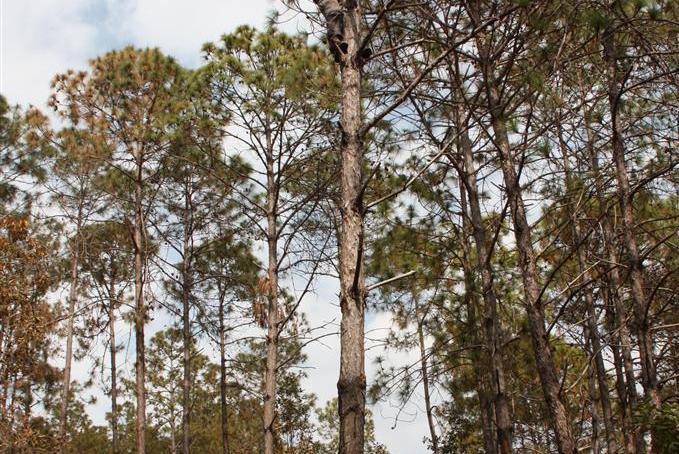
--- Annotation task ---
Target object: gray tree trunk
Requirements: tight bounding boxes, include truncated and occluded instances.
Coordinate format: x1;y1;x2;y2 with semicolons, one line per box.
181;186;194;454
134;151;147;454
109;286;119;454
558;122;618;453
414;299;438;454
459;180;498;454
59;203;82;449
218;290;230;454
584;332;602;454
263;126;280;454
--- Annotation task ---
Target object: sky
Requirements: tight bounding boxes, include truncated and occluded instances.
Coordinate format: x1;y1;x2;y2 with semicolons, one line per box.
0;1;436;452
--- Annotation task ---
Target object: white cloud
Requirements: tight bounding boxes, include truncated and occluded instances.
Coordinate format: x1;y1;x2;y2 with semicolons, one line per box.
114;0;282;66
0;0;309;109
0;0;99;108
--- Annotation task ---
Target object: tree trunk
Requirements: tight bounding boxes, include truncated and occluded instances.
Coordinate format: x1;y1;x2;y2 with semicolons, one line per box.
453;97;513;454
465;2;576;447
134;153;147;454
485;82;576;453
459;180;497;454
583;99;641;453
182;188;193;454
59;223;81;450
170;418;177;454
604;292;633;453
335;3;367;453
263;127;280;454
584;331;602;454
218;291;230;454
558;122;618;453
602;26;660;415
414;299;438;454
576;243;619;452
109;289;118;454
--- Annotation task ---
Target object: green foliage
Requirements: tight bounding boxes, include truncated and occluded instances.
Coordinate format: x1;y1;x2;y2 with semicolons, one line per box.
204;25;339;113
642;403;679;453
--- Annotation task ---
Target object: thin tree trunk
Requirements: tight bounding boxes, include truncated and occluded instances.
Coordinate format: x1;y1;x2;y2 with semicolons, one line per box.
583;97;640;453
0;324;7;424
604;291;633;453
59;235;79;448
584;332;602;454
479;383;497;454
134;153;147;454
263;127;280;454
585;302;617;453
601;194;643;454
558;123;618;453
578;251;619;452
23;379;33;434
170;418;177;454
453;94;513;454
464;3;576;447
602;25;660;415
485;82;576;453
218;290;230;454
59;204;83;450
182;188;193;454
8;371;18;453
109;287;118;454
459;181;497;454
414;299;438;454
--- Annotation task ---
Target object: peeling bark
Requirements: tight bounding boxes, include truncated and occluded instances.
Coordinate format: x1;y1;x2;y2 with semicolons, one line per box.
320;2;369;452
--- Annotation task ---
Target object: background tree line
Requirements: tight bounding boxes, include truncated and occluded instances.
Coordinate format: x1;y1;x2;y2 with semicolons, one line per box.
0;0;677;453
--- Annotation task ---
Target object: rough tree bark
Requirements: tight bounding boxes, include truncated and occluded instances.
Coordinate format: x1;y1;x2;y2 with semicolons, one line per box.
316;2;368;453
337;9;366;454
